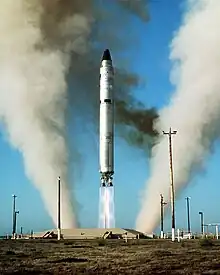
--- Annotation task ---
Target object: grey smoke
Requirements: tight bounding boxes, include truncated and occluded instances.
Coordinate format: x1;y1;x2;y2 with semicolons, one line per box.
136;0;220;233
0;0;153;228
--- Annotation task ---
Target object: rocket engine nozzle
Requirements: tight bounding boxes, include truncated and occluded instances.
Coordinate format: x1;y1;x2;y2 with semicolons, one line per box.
108;181;113;187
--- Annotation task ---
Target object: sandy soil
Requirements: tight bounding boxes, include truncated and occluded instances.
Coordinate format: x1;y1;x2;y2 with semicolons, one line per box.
0;238;219;274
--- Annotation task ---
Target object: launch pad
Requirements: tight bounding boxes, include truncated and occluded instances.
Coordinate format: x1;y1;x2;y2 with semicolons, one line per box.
32;228;146;240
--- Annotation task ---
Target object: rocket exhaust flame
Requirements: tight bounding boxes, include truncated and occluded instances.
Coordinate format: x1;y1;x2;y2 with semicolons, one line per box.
99;187;115;228
136;0;220;233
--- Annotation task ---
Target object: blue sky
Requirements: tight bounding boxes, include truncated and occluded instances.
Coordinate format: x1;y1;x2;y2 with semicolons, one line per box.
0;0;219;235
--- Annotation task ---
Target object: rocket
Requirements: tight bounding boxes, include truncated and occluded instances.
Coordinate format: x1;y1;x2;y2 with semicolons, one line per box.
99;49;115;228
99;49;114;187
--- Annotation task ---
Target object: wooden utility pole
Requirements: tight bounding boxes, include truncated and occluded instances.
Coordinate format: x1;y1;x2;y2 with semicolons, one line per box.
163;128;177;242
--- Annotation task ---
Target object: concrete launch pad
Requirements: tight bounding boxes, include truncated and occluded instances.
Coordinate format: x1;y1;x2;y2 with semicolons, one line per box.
33;228;147;240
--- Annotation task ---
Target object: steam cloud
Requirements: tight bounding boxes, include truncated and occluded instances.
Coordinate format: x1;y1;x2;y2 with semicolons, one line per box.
136;0;220;233
0;0;93;228
0;0;156;228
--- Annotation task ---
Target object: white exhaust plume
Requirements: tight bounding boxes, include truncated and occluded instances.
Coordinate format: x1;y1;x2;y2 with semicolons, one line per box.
136;0;220;233
0;1;91;228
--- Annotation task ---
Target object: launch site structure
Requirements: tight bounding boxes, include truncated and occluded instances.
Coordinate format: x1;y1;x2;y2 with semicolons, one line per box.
99;49;115;228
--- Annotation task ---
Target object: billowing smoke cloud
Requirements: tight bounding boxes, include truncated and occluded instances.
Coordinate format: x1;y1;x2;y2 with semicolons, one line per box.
136;0;220;233
117;0;149;21
66;1;157;151
0;0;156;228
116;100;158;152
0;0;93;228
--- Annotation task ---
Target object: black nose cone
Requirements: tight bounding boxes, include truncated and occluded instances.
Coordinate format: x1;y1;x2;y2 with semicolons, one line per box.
102;49;112;61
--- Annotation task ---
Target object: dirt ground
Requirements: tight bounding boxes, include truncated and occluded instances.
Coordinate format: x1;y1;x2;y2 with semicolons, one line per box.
0;238;220;274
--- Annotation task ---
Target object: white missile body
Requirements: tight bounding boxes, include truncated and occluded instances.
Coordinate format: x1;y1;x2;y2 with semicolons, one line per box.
99;49;114;187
